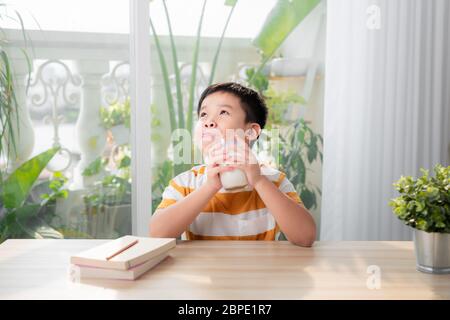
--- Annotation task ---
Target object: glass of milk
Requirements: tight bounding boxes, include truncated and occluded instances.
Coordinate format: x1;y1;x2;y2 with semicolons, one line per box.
219;138;248;190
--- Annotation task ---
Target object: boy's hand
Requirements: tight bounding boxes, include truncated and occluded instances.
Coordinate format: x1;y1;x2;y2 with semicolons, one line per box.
204;141;236;192
223;135;264;188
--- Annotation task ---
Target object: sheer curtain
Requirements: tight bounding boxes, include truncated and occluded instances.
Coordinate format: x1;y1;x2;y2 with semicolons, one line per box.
321;0;450;240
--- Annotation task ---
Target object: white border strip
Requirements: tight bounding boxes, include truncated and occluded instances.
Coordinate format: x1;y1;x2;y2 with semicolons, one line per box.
130;0;152;236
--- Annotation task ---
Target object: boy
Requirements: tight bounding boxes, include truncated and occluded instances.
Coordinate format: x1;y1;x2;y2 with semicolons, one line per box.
149;82;316;247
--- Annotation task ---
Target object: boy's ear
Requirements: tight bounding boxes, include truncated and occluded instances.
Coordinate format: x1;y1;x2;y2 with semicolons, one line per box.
245;123;261;141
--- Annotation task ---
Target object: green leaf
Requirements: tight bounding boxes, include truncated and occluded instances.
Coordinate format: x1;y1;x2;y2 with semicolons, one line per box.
307;135;318;163
209;0;237;85
225;0;237;5
297;156;306;185
82;156;107;176
59;189;69;199
252;0;321;58
2;147;59;209
14;204;41;223
300;187;316;210
149;16;177;132
187;0;208;135
0;212;23;240
296;126;305;144
162;0;185;129
390;164;450;232
245;67;269;92
119;155;131;169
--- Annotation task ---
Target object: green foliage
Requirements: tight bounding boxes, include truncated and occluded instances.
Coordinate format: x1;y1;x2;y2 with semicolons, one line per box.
244;67;322;211
151;103;162;142
150;0;238;138
252;0;321;58
83;174;131;211
208;0;238;85
389;164;450;233
243;0;323;213
264;87;306;128
0;148;63;243
82;145;132;211
151;159;174;213
82;156;108;177
245;67;269;93
2;147;59;209
275;119;323;210
244;67;307;129
248;0;320;84
0;3;32;173
99;98;131;129
39;171;69;206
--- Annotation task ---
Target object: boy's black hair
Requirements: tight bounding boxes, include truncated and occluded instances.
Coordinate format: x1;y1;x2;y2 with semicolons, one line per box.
197;82;268;130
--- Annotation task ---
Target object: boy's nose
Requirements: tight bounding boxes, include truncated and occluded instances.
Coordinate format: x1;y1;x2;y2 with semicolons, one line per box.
204;120;217;128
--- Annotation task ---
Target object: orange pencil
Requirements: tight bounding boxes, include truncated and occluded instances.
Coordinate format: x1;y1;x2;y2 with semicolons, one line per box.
106;239;139;260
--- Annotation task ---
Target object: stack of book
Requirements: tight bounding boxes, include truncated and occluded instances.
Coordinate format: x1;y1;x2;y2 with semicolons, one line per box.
69;235;176;280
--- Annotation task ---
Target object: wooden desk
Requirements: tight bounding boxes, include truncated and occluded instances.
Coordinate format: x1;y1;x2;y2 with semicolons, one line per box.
0;239;449;299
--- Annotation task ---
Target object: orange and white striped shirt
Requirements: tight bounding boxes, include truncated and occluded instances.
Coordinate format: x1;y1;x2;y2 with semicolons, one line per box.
156;164;303;240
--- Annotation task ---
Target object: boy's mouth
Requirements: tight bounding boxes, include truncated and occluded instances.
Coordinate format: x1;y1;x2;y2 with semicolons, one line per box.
201;129;221;142
202;133;214;140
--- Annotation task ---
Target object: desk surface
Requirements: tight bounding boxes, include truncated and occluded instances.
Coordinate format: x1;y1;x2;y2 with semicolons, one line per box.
0;239;449;300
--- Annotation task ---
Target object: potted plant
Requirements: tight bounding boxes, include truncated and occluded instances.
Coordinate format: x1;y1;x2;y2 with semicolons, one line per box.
28;170;69;226
81;146;132;238
389;164;450;274
81;173;131;239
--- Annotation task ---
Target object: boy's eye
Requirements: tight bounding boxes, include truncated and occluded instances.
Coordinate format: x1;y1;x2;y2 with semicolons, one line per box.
220;110;230;115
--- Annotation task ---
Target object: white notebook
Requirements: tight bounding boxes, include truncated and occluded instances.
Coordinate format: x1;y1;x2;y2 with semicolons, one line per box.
70;236;176;270
69;251;169;280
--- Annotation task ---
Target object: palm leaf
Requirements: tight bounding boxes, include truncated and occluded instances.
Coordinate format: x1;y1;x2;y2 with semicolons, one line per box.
249;0;321;83
252;0;320;57
208;0;237;85
149;17;177;132
186;0;207;134
0;49;19;164
2;147;59;209
162;0;185;129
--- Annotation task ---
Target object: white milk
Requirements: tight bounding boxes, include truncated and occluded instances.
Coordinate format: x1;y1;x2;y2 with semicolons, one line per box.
220;167;248;190
219;138;248;190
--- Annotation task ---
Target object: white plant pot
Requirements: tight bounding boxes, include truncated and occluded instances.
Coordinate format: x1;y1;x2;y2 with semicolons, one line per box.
110;124;130;145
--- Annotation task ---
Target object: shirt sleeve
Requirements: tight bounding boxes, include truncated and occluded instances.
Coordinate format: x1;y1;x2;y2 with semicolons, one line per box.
276;172;303;205
155;177;188;210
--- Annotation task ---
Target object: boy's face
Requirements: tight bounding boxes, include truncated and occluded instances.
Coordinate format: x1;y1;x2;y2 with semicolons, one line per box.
194;91;258;153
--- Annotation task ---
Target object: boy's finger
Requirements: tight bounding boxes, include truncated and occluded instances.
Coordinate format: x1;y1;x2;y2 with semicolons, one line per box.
210;147;227;157
226;153;246;164
218;165;235;173
208;154;228;165
209;165;235;176
209;142;226;154
208;141;224;152
227;151;256;164
208;147;224;161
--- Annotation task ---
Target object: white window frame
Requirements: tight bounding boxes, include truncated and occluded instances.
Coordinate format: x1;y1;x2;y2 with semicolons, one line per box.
129;0;152;236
